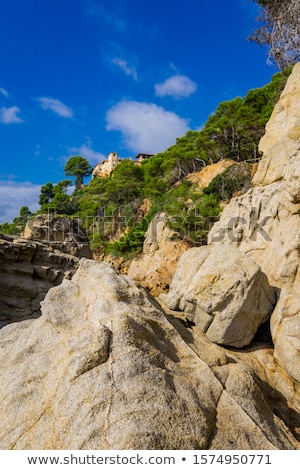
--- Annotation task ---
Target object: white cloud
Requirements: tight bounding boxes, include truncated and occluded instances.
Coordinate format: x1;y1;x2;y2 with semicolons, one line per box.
0;87;9;98
0;180;41;223
68;141;106;165
106;100;189;154
155;75;197;99
38;97;73;118
0;106;23;124
111;57;138;80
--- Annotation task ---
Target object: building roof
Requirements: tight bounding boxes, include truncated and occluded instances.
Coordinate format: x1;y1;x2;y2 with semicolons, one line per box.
135;153;154;159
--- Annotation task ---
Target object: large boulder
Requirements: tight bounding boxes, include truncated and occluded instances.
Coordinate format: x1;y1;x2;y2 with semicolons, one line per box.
167;245;275;348
0;258;297;450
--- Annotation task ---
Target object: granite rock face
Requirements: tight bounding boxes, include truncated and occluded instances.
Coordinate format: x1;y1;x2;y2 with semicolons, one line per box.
0;234;79;326
23;214;93;259
207;159;300;384
207;64;300;383
0;259;298;450
0;215;92;325
253;62;300;186
208;177;299;287
167;245;275;347
128;213;190;296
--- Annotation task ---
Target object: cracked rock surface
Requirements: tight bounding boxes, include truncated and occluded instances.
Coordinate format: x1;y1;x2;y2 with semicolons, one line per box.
0;259;299;450
0;234;79;326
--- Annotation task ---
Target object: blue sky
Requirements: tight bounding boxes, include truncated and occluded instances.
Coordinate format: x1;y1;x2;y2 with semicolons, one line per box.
0;0;277;222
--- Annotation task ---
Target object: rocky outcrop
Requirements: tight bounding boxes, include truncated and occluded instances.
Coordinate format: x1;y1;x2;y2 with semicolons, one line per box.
128;213;190;296
167;245;275;347
185;159;236;190
23;214;93;259
0;234;79;326
253;63;300;186
0;258;298;450
206;63;300;383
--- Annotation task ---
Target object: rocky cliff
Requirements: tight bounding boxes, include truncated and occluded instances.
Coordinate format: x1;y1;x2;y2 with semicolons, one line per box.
1;65;300;450
206;63;300;384
0;215;92;326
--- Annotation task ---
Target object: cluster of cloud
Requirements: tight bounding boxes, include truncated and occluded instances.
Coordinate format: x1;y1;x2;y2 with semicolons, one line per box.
0;180;41;224
0;85;74;125
37;97;73;118
0;87;24;124
1;63;196;160
0;106;23;124
111;57;138;81
102;58;197;153
101;39;139;84
106;100;189;154
155;74;197;99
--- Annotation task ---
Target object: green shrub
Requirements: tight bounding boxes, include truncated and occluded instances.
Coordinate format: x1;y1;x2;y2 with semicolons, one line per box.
203;162;251;202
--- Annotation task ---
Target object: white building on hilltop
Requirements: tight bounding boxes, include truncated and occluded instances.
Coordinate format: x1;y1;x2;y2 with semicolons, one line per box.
92;152;122;178
92;152;154;178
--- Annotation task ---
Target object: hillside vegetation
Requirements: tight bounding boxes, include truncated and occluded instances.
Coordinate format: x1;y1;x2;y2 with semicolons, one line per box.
0;67;293;256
